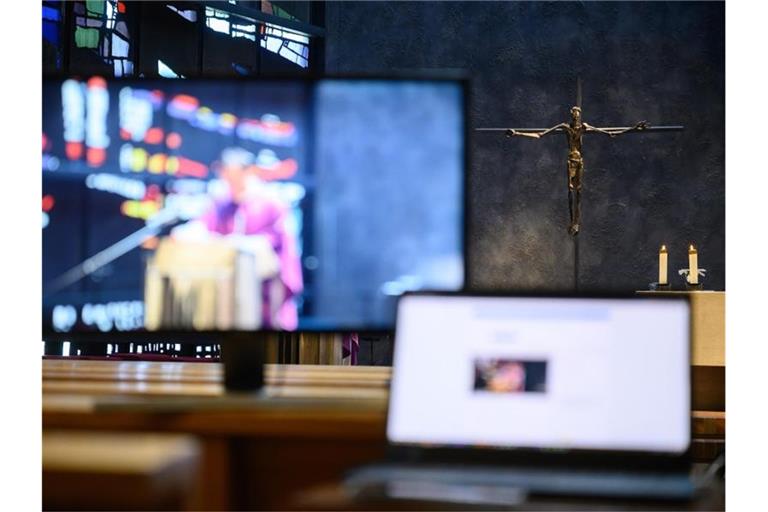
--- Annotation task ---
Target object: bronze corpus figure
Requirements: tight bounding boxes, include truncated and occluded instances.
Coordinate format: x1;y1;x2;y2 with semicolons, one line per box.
506;106;647;236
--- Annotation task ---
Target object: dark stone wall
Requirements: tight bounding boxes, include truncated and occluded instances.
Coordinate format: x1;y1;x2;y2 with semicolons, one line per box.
324;1;725;292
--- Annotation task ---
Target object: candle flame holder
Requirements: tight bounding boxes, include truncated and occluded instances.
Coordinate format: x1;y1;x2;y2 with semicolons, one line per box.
678;268;706;290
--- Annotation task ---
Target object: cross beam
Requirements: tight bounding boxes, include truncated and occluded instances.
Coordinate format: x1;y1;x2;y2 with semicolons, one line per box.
476;125;684;133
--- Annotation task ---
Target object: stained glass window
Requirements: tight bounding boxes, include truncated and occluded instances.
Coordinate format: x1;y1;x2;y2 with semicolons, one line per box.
260;22;309;68
72;0;135;76
138;3;200;78
204;5;310;69
43;1;65;71
261;1;311;24
157;59;185;78
167;4;197;23
46;2;321;78
205;6;231;34
204;6;261;42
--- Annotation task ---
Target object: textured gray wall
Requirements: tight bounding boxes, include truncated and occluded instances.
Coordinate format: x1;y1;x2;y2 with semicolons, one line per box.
325;1;725;292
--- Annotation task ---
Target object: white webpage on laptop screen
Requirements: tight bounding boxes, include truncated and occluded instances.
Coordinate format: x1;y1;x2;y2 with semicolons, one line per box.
388;295;690;454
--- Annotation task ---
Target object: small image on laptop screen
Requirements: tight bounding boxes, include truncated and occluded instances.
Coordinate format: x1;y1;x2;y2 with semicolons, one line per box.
388;295;691;454
473;359;547;394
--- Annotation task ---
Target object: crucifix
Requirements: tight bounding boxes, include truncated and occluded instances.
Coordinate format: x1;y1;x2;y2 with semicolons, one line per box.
477;80;684;236
477;80;683;290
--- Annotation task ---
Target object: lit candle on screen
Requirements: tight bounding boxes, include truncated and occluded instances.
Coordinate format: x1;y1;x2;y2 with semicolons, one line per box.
688;245;698;285
658;245;668;285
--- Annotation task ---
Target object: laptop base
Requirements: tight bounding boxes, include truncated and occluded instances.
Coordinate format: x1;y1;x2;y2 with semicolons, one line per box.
346;463;696;502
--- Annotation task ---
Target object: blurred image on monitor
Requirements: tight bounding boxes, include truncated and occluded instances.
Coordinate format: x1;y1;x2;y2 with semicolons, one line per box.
42;77;465;332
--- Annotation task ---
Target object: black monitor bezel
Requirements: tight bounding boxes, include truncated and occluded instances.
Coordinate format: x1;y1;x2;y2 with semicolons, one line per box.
41;72;471;339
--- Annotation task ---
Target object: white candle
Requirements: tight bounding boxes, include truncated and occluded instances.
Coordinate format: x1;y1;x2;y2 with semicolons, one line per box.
658;245;668;285
688;245;698;285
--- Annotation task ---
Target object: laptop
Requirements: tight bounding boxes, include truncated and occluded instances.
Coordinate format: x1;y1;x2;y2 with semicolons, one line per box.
345;292;699;505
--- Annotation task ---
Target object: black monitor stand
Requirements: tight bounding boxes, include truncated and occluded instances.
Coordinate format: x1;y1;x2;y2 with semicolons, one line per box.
219;332;267;392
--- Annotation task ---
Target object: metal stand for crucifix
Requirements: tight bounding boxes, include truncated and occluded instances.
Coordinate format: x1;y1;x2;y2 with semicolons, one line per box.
477;80;683;290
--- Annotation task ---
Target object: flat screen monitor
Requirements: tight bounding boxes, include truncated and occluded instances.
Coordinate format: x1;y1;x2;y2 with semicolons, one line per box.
42;77;465;333
388;294;691;454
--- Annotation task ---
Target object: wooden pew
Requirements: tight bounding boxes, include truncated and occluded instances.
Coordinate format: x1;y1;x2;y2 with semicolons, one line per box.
43;431;200;511
42;359;391;387
42;360;390;398
43;360;389;509
42;359;724;509
42;359;723;448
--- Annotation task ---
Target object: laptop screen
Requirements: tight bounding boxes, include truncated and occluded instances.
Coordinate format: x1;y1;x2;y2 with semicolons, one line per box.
388;294;691;454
